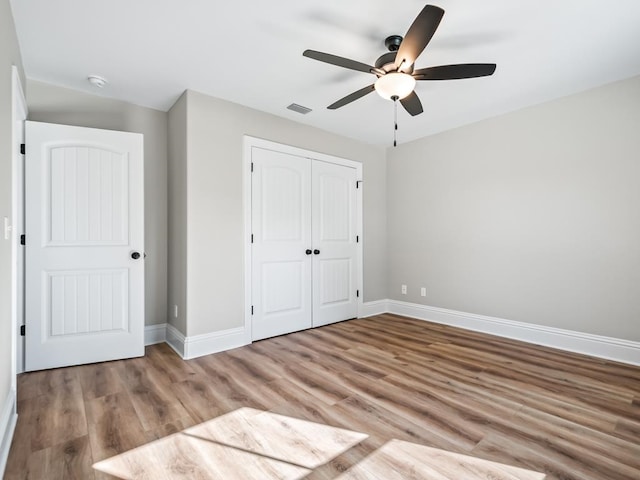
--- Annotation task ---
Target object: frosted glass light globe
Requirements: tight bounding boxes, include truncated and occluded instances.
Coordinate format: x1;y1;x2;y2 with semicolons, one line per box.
374;72;416;100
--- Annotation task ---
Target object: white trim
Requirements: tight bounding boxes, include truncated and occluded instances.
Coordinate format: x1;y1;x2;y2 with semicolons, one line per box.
143;300;640;365
158;299;639;365
144;323;167;345
242;137;253;345
355;175;363;319
242;135;363;342
11;65;27;379
385;300;640;366
360;300;389;318
165;324;249;360
0;390;17;478
165;324;186;357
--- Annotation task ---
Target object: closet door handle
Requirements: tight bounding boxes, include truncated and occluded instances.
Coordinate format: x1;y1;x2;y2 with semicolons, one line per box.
305;249;312;255
313;249;320;255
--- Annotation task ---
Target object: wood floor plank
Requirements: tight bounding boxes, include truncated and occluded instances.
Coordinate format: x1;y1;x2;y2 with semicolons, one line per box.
113;356;192;431
85;391;148;462
29;369;88;452
4;398;35;478
5;314;640;479
169;374;228;423
22;435;94;480
255;377;337;414
328;394;466;453
281;361;359;406
143;416;199;443
614;417;640;443
77;362;125;401
188;355;274;412
143;343;199;384
337;439;546;480
472;431;637;480
185;407;368;469
399;353;622;434
93;432;312;480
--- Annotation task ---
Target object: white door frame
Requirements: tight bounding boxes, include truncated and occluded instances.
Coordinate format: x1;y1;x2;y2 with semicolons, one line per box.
11;65;27;382
243;136;363;343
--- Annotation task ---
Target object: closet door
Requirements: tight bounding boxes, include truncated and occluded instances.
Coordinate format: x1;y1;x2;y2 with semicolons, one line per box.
312;160;358;327
251;148;312;340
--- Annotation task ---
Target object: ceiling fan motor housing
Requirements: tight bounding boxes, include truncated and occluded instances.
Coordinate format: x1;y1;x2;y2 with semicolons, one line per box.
376;36;414;74
375;52;397;73
384;35;403;51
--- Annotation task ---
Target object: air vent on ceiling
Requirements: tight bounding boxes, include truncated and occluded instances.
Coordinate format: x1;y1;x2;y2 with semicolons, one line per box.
287;103;312;115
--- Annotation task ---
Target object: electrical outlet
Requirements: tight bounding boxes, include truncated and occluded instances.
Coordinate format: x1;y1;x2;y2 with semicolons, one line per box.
421;287;426;297
173;305;178;318
401;284;407;295
3;217;11;240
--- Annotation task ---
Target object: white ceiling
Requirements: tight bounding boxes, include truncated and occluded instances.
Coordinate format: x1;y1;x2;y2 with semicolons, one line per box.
10;0;640;146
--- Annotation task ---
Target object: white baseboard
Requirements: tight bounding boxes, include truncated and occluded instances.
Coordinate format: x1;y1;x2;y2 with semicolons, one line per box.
0;390;17;478
147;301;640;366
384;299;640;366
360;300;389;318
165;324;186;357
144;323;167;345
165;324;248;360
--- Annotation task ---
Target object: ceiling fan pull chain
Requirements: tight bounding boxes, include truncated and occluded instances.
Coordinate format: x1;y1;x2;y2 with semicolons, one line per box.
392;95;399;147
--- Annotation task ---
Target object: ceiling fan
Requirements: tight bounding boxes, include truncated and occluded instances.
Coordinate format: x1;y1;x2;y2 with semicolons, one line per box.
303;4;496;117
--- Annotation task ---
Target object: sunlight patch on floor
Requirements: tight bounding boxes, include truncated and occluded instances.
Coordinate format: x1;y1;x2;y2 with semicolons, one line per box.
93;407;368;479
336;439;546;480
93;408;546;479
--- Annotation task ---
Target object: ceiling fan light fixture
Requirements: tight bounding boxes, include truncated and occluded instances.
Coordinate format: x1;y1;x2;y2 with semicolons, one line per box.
374;72;416;101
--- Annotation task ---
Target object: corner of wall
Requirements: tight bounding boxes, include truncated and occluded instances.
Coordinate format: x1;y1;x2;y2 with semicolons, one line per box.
166;92;188;335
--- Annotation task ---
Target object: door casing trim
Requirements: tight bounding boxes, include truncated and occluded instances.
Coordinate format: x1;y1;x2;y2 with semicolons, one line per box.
11;65;27;378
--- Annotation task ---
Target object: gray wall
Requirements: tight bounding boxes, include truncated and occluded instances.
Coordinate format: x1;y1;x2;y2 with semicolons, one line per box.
174;89;387;337
387;75;640;341
27;80;169;326
0;0;24;443
167;93;188;333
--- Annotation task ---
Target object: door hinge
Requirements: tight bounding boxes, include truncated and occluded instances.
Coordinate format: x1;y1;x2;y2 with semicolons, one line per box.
20;325;25;336
251;162;254;172
356;235;359;243
20;143;25;155
356;181;359;189
251;305;254;315
20;234;25;246
251;234;254;243
356;290;360;298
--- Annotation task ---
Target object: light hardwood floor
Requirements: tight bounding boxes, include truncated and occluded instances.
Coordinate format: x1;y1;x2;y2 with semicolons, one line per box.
5;314;640;479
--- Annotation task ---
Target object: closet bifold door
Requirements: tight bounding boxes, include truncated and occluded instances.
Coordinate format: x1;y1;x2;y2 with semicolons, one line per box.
251;147;313;341
311;160;358;327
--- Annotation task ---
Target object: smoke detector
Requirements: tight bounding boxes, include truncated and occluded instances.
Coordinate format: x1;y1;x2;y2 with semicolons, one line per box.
87;75;108;88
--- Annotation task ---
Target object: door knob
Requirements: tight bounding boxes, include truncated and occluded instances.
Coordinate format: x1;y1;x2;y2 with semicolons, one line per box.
305;249;312;255
131;251;141;260
313;249;320;255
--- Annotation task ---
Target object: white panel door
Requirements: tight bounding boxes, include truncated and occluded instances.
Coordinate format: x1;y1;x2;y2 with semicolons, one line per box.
312;160;358;327
251;147;312;340
25;121;144;371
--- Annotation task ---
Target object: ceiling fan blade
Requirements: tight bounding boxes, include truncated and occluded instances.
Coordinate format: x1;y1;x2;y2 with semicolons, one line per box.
399;91;423;116
327;84;376;109
303;50;376;74
413;63;497;80
395;5;445;72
